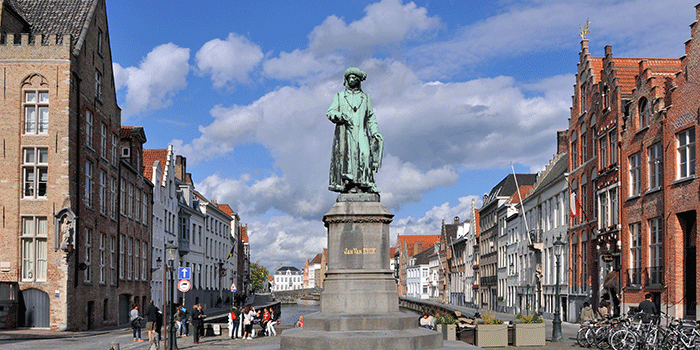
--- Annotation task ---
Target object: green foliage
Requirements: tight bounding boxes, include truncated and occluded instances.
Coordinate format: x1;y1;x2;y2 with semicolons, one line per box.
250;261;269;292
481;312;504;325
434;312;459;325
515;313;543;324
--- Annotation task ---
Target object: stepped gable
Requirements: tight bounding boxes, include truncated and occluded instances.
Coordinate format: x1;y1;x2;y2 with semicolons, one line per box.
142;149;167;184
11;0;96;51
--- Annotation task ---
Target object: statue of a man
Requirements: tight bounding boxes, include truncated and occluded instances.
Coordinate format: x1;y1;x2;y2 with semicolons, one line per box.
327;67;383;193
59;216;73;251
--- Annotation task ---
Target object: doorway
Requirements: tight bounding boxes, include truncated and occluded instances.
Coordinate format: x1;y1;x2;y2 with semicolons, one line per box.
19;289;49;327
87;301;95;329
678;211;696;318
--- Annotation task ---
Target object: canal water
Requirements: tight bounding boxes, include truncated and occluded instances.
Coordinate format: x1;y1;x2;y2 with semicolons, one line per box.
279;300;420;325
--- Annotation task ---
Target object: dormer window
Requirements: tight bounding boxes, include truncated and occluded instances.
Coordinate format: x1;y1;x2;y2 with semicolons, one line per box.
638;97;649;129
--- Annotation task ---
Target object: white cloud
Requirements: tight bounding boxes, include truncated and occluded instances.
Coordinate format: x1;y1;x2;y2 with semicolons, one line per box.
196;33;264;88
391;195;482;242
113;43;190;119
407;0;695;79
263;0;439;81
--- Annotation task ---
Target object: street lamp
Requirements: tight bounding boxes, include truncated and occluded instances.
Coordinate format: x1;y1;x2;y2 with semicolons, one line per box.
552;235;565;342
165;241;178;350
151;256;162;272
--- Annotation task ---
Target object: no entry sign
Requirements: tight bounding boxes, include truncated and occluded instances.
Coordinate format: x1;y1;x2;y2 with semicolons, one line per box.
178;279;191;292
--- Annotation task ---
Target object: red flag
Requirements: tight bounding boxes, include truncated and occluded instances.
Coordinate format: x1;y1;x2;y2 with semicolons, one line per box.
569;191;578;218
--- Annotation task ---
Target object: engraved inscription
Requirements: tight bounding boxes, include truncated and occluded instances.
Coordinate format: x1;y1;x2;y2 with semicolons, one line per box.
343;247;377;255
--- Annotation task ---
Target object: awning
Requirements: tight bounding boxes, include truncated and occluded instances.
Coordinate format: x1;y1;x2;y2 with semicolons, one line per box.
603;270;619;291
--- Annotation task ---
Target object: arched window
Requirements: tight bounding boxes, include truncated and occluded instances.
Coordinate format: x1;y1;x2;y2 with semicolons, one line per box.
638;97;649;128
21;74;50;135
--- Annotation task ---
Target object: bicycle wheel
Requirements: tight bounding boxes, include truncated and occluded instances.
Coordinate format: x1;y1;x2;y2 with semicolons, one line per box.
596;326;613;349
609;329;638;350
578;327;591;347
659;332;679;350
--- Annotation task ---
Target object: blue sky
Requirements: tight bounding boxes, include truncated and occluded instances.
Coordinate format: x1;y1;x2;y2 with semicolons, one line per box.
106;0;697;272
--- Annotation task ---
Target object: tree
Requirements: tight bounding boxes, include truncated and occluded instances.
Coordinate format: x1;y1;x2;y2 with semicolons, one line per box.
250;261;269;292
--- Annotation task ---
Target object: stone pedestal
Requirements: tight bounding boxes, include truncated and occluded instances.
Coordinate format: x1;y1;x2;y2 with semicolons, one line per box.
279;194;443;349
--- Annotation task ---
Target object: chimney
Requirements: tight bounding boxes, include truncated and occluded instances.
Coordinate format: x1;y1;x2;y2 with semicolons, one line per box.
175;155;187;181
557;130;569;155
454;216;460;225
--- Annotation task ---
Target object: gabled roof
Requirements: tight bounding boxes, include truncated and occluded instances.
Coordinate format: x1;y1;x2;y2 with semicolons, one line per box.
411;246;434;265
241;225;248;244
397;234;440;257
217;204;234;216
310;253;322;264
508;185;533;204
275;266;300;273
143;149;167;184
10;0;98;55
483;174;537;207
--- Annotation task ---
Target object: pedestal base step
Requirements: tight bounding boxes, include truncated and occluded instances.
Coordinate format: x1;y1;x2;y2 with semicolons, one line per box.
304;311;418;331
280;327;444;350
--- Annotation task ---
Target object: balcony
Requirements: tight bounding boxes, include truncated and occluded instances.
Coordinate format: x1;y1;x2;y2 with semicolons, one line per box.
178;239;190;255
480;276;497;286
645;266;664;288
528;229;543;252
627;267;642;288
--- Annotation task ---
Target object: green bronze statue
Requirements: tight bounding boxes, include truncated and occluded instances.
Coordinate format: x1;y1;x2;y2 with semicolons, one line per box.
327;67;383;194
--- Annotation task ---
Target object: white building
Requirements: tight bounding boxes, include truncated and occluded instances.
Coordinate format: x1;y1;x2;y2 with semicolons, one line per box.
428;247;440;300
406;247;432;299
519;153;569;320
144;145;179;309
273;266;303;291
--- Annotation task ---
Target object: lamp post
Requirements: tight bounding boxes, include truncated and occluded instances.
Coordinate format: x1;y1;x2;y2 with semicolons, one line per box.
165;242;179;350
552;235;565;342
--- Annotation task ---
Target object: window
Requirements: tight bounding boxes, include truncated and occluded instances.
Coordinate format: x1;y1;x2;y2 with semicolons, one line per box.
120;178;126;215
95;70;102;100
99;233;106;284
649;217;663;284
97;28;103;54
629;223;642;285
128;184;133;218
677;128;696;179
571;235;578;288
142;241;147;280
85;228;92;283
127;237;133;280
610;187;618;226
85;110;93;148
629;153;641;196
23;90;49;134
21;216;47;281
603;85;610;110
85;162;93;207
99;170;107;215
600;134;608;168
119;235;125;280
112;134;118;165
110;236;116;284
591;118;597;158
581;125;587;162
101;123;108;160
571;140;578;168
638;98;650;129
135;189;141;222
110;177;117;219
23;148;48;198
134;239;139;281
580;84;586;112
609;129;618;164
142;192;148;224
648;143;663;189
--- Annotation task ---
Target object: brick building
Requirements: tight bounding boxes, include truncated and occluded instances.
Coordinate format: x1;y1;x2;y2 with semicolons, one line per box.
396;234;440;296
569;4;700;320
0;0;152;329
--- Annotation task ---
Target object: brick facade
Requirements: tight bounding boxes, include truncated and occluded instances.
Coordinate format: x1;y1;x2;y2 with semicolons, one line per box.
0;0;151;330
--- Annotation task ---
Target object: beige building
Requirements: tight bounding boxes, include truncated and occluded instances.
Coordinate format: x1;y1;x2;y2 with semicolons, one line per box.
0;0;151;329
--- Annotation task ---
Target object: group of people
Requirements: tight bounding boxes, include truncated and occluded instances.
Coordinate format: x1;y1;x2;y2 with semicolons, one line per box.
129;300;207;346
228;305;278;340
580;293;658;323
129;300;162;346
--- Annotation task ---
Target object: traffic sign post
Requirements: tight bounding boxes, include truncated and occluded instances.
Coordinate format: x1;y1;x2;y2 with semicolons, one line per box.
178;279;191;293
230;282;237;293
178;267;191;280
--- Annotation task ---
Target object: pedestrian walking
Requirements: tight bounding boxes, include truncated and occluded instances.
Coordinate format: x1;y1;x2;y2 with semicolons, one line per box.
144;300;159;343
130;304;144;341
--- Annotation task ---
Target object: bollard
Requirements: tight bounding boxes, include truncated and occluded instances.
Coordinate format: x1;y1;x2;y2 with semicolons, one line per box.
109;343;119;350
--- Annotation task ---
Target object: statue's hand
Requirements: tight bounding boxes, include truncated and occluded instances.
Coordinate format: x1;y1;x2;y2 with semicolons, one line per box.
373;133;383;141
341;113;352;125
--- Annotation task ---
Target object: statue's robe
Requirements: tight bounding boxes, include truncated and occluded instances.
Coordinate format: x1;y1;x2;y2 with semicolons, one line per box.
327;90;379;192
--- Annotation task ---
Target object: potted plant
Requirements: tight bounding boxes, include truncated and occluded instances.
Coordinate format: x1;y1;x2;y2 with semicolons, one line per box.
476;313;507;348
434;313;458;341
513;313;545;347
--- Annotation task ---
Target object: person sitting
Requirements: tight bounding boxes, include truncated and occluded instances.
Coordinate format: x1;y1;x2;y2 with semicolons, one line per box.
419;313;433;329
580;302;595;323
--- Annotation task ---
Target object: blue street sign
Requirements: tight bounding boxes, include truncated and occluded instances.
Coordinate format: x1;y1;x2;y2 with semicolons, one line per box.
178;267;191;280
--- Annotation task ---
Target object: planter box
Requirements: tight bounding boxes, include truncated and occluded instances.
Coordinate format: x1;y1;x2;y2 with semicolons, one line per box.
514;323;545;347
476;324;508;348
435;324;457;341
